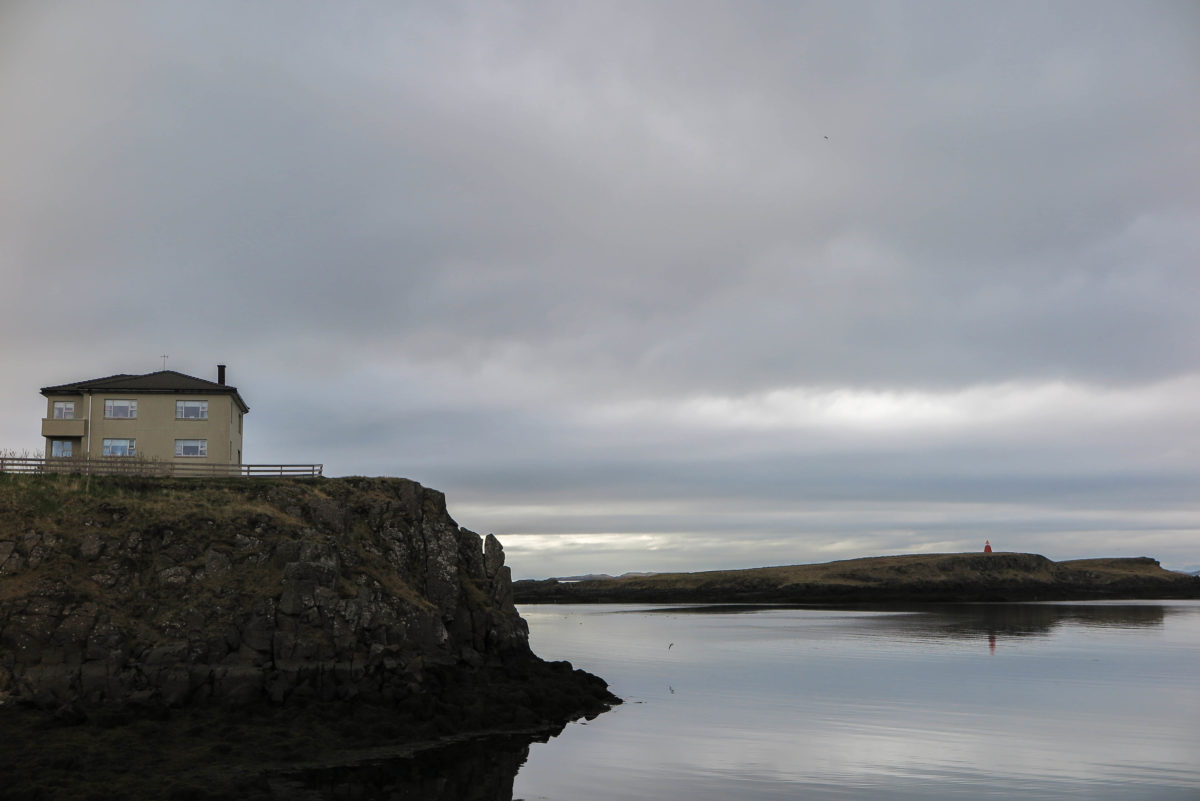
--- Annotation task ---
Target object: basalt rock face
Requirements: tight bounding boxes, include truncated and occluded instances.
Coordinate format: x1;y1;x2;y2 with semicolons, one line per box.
0;475;615;727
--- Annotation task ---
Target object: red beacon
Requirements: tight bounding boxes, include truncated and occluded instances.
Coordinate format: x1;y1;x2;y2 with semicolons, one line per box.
984;540;993;553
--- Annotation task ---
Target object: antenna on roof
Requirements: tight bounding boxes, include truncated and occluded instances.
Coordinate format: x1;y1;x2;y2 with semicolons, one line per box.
161;354;168;370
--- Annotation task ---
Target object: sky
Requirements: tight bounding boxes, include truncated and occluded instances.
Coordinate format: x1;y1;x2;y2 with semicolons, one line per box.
3;1;1198;577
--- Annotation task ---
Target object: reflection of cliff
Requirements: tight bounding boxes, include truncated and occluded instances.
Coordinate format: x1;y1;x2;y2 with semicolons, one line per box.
274;733;540;801
0;700;560;800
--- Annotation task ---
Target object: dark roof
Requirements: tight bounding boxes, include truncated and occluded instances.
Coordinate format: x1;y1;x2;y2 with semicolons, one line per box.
41;370;249;413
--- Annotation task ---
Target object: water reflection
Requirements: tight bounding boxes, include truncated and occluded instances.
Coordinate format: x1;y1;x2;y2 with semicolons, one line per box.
263;603;1200;800
655;601;1166;629
651;601;1169;654
860;603;1170;661
271;733;539;801
513;601;1200;801
853;602;1168;647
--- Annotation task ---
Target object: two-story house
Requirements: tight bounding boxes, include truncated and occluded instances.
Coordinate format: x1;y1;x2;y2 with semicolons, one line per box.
40;366;249;466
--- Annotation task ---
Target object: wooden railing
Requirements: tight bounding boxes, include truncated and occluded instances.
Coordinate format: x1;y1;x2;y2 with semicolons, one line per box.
0;456;322;478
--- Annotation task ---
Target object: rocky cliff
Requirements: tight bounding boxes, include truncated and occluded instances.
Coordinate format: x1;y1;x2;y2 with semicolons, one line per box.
0;474;616;725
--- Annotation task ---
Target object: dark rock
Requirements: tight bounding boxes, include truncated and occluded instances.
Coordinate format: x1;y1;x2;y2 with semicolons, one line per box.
484;533;505;579
0;475;618;734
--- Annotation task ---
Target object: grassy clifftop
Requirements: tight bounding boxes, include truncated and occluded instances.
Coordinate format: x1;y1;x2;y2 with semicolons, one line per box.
514;552;1200;604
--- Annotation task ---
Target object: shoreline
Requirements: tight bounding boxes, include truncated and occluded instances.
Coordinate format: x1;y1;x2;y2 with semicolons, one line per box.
514;552;1200;605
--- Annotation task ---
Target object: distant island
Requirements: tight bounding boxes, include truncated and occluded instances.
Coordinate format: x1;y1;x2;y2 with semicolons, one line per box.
513;552;1200;604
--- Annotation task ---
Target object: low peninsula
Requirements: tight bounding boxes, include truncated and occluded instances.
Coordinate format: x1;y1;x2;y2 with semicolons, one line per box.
513;552;1200;604
0;474;617;799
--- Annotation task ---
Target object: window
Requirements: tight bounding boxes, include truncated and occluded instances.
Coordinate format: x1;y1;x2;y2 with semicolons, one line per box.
102;438;136;457
104;399;137;419
175;439;207;457
52;401;75;419
176;400;208;419
51;440;73;458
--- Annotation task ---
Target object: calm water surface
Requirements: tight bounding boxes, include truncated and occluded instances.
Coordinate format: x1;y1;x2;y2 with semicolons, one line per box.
512;601;1200;801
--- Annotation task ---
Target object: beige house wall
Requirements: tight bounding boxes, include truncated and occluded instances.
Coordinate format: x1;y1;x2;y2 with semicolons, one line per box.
42;392;244;464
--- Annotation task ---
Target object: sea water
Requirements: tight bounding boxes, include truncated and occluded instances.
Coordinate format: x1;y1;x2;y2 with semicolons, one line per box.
512;601;1200;801
285;601;1200;799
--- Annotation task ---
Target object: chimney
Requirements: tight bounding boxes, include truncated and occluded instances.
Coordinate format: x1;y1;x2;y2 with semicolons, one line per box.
217;364;226;386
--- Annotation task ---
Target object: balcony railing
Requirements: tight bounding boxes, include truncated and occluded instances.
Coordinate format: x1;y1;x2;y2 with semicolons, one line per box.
0;456;322;478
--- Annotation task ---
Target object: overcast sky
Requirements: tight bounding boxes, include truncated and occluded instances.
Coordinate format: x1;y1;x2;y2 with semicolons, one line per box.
3;1;1198;577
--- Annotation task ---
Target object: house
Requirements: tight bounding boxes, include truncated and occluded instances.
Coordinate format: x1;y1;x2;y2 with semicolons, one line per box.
40;365;249;466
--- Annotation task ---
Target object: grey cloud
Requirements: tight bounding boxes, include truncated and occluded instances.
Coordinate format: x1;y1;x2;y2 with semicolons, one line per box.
3;1;1198;576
